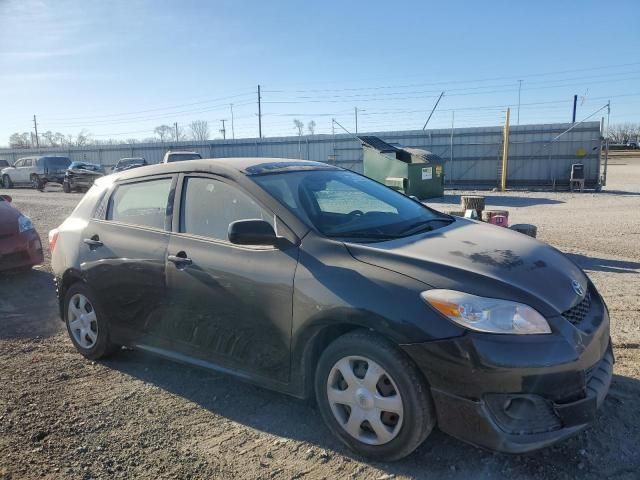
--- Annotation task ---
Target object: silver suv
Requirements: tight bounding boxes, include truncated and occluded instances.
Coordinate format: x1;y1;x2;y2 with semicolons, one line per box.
1;155;71;189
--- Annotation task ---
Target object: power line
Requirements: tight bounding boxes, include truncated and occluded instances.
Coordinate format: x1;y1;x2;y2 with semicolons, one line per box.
261;61;640;93
42;91;255;121
46;101;254;128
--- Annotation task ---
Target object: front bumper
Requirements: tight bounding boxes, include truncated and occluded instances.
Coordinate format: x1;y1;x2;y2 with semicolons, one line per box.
0;229;44;271
402;292;612;453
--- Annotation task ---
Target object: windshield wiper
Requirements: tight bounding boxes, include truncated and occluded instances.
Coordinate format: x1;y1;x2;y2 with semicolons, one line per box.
399;217;454;236
326;231;398;240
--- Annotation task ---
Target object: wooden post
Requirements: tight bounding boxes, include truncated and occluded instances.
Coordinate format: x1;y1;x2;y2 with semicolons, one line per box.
500;108;510;192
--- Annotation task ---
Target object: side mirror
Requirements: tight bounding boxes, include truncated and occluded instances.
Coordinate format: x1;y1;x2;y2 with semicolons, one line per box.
228;219;277;246
0;194;11;202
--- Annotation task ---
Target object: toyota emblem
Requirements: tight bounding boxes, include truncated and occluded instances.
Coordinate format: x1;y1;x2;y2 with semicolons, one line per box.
571;280;585;297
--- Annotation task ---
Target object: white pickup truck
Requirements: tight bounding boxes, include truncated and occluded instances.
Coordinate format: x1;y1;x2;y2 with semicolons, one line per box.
162;151;202;163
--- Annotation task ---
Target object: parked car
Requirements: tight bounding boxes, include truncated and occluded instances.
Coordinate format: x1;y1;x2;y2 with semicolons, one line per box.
63;161;105;193
162;150;202;163
113;157;147;172
1;155;71;189
0;159;10;169
0;194;43;271
50;158;612;461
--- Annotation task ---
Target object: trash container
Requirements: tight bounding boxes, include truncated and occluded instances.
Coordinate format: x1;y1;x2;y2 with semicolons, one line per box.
359;136;445;199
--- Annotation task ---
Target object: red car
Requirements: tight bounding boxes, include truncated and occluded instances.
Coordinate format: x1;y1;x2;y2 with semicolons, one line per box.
0;194;43;271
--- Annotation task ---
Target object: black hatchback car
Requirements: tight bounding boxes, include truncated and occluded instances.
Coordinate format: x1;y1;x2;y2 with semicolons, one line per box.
50;158;612;461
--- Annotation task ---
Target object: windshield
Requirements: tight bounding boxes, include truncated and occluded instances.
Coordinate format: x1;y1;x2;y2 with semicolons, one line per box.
43;157;71;169
253;170;451;240
167;153;201;162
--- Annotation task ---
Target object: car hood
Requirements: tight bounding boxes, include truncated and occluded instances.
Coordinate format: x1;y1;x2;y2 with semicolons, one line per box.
0;202;19;235
345;218;587;316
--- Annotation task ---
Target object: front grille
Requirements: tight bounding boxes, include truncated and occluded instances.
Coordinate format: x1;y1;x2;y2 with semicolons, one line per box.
562;291;592;325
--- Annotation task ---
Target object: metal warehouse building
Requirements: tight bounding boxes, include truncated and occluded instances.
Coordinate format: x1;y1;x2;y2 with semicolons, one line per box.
0;121;603;189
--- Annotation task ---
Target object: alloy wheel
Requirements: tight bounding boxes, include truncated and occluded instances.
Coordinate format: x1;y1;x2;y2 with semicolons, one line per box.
67;293;99;349
326;355;404;445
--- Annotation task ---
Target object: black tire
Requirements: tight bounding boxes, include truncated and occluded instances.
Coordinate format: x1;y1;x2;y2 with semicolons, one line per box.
2;174;12;189
63;180;71;193
30;174;43;190
63;283;119;360
315;330;435;461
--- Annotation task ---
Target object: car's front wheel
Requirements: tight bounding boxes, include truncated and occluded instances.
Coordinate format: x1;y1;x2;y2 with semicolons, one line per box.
2;174;12;188
62;180;71;193
315;330;435;461
64;283;119;360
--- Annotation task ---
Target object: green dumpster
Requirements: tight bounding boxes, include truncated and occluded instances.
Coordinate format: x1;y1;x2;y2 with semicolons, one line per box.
359;136;445;199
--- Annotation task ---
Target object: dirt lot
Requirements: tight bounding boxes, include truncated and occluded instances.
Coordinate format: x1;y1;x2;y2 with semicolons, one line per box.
1;156;639;480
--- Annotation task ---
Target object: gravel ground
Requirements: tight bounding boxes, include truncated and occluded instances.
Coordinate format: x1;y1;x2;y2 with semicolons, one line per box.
1;155;639;480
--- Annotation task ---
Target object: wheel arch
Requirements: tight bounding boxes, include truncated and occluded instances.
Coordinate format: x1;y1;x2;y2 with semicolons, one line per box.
293;309;421;400
57;268;85;320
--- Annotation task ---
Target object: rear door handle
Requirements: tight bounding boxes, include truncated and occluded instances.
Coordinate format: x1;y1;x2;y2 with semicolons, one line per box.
167;253;192;266
83;237;103;249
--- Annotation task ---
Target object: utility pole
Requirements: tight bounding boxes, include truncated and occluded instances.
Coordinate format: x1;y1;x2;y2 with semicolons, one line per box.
354;107;358;134
603;100;611;186
517;80;522;125
449;111;455;184
174;122;179;141
257;84;262;138
220;119;227;140
230;104;235;139
500;108;511;192
572;94;578;123
33;114;40;149
422;91;445;130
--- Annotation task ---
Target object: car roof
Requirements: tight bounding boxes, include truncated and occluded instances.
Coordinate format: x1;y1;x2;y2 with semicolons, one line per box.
103;157;340;184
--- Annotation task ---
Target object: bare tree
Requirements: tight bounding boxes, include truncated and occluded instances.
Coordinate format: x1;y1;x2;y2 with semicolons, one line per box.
293;119;304;136
608;122;640;143
9;132;32;148
75;129;92;147
126;138;138;145
154;125;173;142
41;131;59;147
307;120;316;135
189;120;210;141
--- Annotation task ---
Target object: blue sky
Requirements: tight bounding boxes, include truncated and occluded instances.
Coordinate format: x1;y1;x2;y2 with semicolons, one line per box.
0;0;638;145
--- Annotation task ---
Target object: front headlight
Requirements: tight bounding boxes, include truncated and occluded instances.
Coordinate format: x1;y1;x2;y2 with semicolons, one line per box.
18;214;34;233
421;289;551;334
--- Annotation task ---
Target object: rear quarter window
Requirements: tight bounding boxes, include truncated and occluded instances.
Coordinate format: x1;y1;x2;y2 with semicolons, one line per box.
106;178;172;230
70;184;108;219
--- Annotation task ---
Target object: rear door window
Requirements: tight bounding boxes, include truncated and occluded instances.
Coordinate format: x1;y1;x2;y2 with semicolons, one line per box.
180;177;273;241
106;178;173;230
43;157;71;170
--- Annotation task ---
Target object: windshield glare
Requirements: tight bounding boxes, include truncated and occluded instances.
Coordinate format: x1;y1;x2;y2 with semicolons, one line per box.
253;170;449;239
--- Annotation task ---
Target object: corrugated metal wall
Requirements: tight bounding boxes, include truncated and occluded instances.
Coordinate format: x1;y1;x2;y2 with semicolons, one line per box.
0;122;601;188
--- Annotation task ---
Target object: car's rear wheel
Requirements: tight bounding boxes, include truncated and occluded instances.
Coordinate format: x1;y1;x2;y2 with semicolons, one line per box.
62;180;71;193
2;174;12;188
64;283;119;360
30;174;43;190
315;330;435;461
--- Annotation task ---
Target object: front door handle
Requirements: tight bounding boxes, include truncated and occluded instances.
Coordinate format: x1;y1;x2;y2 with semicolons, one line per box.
167;252;192;266
83;236;103;249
